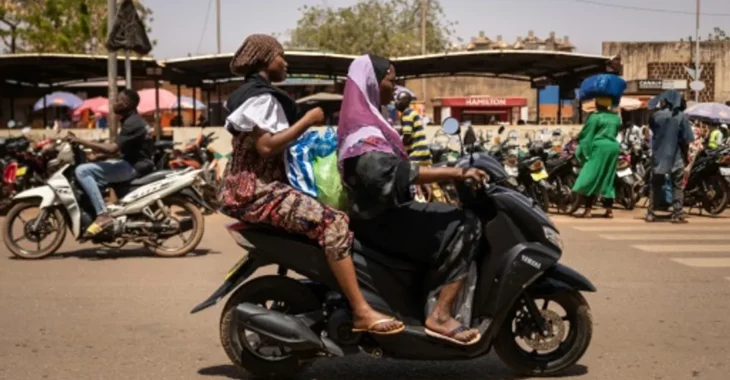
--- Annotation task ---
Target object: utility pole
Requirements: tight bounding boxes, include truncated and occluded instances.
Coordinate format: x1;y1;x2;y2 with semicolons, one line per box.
420;0;427;105
107;0;118;139
216;0;221;54
694;0;701;103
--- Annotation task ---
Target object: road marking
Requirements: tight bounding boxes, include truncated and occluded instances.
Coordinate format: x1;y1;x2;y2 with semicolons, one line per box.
600;234;730;241
572;226;728;232
670;258;730;268
552;217;726;225
632;245;730;253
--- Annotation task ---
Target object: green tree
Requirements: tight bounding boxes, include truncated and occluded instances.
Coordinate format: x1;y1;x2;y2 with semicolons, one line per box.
287;0;458;57
0;0;155;54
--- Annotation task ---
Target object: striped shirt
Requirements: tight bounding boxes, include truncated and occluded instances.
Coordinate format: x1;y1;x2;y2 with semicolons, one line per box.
400;108;432;166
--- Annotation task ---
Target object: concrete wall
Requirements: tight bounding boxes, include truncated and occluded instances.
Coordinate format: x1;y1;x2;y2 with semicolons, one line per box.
603;40;730;102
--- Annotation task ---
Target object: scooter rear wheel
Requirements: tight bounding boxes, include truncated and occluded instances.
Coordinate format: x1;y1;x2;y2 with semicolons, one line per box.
219;276;320;378
495;290;592;376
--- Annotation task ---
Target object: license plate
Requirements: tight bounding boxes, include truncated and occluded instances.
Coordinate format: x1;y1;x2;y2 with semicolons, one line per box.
720;167;730;176
531;170;549;181
617;168;632;178
16;167;27;176
225;253;250;280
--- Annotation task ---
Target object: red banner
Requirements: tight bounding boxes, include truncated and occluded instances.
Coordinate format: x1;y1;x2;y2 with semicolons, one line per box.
438;96;528;108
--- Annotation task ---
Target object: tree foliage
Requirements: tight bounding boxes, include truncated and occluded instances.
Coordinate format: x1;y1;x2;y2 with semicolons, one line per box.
286;0;458;57
0;0;155;54
684;27;730;42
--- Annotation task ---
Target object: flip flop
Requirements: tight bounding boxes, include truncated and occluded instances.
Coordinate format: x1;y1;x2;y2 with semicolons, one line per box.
425;326;481;346
352;318;405;336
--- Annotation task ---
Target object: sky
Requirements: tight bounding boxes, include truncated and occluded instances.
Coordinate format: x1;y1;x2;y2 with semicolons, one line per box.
146;0;730;59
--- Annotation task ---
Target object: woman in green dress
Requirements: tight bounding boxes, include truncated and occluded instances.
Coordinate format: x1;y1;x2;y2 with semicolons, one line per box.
573;97;621;218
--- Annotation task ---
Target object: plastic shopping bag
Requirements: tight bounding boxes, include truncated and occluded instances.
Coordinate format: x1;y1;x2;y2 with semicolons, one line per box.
313;128;347;210
286;130;319;197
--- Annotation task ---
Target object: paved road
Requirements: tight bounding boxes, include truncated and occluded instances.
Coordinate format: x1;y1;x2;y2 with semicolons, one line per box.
1;208;729;380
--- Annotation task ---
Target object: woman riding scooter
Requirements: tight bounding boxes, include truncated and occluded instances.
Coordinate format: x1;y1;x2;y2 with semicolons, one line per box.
338;55;489;345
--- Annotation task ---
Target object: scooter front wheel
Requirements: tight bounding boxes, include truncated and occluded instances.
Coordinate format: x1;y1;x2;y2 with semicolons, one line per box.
495;290;593;376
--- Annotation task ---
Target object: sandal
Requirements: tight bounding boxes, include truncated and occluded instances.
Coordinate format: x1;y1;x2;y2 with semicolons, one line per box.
425;326;481;346
83;218;114;238
352;318;405;336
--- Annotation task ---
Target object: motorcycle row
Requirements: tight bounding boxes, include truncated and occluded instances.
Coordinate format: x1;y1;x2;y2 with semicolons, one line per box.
0;130;221;260
429;118;730;216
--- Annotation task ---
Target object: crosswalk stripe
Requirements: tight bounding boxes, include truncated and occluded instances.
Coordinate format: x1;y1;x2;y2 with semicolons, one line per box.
552;217;726;225
572;226;728;232
670;258;730;268
632;245;730;253
600;234;730;241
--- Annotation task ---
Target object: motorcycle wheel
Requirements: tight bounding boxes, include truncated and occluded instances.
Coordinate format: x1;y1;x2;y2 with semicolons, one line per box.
143;196;204;257
535;185;550;212
220;276;319;378
618;183;635;210
495;291;593;376
701;176;729;215
2;201;67;260
557;174;578;214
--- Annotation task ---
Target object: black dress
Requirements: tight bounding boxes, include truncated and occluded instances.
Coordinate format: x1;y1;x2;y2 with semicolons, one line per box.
343;151;481;296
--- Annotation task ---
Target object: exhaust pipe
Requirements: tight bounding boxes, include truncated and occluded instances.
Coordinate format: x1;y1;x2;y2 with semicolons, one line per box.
235;303;342;356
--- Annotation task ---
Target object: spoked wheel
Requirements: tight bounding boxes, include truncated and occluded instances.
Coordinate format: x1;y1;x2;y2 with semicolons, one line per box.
495;291;593;376
2;201;67;259
220;276;320;378
701;176;729;215
143;196;204;257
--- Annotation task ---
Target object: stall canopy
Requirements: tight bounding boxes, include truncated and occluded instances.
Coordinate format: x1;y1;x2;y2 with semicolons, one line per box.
0;53;160;86
33;91;83;111
162;51;356;85
162;50;611;87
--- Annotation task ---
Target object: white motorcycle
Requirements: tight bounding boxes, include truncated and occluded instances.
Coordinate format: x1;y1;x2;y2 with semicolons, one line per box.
2;141;210;259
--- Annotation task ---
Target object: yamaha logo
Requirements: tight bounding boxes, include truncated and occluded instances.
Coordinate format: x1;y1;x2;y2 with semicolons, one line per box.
521;255;542;270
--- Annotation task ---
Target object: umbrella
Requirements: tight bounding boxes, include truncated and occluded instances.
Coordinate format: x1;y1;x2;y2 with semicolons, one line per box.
33;91;84;111
72;97;109;117
582;96;642;113
685;102;730;124
173;96;206;110
98;88;177;115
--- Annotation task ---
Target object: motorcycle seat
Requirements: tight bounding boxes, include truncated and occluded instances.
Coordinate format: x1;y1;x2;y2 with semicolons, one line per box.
130;170;173;186
237;225;419;271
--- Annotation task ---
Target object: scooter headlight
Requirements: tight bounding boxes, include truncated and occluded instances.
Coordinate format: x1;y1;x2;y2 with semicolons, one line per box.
543;226;563;251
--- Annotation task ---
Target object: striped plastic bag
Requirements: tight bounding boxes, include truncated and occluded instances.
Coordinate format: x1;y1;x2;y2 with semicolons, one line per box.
285;130;319;198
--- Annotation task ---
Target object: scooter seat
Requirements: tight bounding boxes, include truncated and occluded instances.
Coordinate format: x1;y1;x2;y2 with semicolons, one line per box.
237;225;420;271
130;170;173;186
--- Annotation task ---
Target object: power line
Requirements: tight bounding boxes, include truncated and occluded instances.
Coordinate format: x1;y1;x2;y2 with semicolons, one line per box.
196;0;214;54
566;0;730;17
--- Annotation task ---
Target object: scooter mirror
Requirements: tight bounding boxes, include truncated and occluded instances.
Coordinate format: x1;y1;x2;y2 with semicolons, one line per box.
441;117;461;135
498;125;506;135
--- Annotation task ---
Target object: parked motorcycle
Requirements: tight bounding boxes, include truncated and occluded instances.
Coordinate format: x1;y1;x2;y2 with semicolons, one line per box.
191;122;595;378
614;143;636;210
679;148;730;215
1;140;213;259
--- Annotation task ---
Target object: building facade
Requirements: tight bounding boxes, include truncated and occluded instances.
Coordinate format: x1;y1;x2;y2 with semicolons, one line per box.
603;40;730;103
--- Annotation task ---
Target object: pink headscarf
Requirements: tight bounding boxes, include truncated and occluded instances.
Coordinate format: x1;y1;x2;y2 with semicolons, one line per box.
337;55;407;173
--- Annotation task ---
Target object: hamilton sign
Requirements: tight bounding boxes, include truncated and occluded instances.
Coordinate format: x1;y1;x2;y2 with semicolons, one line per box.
465;97;508;106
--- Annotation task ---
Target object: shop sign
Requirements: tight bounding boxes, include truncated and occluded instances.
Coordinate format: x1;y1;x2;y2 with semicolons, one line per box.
465;97;508;106
638;79;688;91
